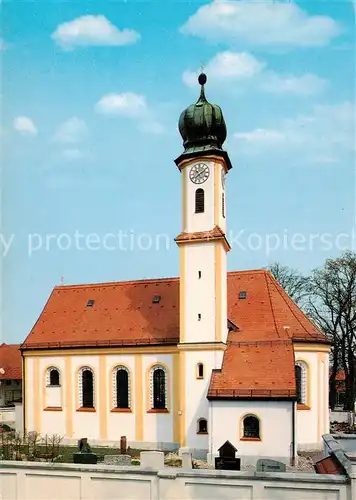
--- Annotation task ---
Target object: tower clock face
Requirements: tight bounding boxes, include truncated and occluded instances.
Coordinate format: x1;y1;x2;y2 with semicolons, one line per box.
189;163;210;184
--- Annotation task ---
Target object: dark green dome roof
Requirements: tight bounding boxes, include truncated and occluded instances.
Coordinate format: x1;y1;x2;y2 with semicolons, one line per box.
178;73;227;152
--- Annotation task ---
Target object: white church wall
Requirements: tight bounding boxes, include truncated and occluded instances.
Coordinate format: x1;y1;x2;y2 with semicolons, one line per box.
142;354;174;447
294;348;329;450
106;354;135;443
24;356;34;433
70;355;100;441
184;243;217;344
210;400;294;466
184;350;223;456
185;160;216;233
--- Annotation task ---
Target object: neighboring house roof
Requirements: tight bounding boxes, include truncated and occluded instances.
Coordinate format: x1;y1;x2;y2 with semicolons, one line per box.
21;270;328;399
0;344;22;380
21;270;328;350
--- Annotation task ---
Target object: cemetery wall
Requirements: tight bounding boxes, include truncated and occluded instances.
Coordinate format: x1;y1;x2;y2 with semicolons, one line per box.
0;461;352;500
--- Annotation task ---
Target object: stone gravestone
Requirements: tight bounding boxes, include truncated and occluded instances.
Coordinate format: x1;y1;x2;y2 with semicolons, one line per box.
73;438;98;464
256;459;286;472
215;441;241;471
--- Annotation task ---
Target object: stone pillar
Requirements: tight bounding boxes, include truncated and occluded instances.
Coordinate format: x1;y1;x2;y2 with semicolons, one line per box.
140;451;165;469
181;451;192;469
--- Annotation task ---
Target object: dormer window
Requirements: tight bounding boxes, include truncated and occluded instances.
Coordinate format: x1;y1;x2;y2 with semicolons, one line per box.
239;291;247;299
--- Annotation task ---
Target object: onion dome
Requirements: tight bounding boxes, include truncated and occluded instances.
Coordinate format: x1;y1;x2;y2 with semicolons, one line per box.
178;73;227;152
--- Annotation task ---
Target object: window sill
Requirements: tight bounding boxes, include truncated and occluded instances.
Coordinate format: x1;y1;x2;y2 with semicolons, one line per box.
297;404;310;410
76;407;96;412
240;437;261;442
197;431;208;435
196;376;204;380
46;385;61;388
44;406;62;412
111;408;132;413
147;408;169;414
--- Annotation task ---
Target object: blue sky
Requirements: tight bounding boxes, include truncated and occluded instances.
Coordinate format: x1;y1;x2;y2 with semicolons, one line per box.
1;0;355;343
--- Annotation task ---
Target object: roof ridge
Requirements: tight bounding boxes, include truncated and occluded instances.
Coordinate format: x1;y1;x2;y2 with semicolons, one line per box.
267;273;315;337
227;269;267;276
54;276;180;290
264;270;281;338
51;269;269;290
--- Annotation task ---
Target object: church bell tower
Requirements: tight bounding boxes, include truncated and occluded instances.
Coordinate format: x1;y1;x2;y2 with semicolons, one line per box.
175;73;232;348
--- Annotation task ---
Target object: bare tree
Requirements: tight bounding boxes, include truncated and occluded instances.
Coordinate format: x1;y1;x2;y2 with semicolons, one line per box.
307;251;356;411
267;262;310;307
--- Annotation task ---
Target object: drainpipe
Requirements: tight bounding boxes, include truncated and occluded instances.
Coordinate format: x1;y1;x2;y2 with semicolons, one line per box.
21;351;26;436
291;400;296;466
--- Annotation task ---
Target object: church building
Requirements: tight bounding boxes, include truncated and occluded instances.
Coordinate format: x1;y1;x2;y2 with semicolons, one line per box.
21;74;330;464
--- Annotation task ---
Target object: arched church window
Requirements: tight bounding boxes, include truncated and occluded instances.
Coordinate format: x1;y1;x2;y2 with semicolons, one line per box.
195;189;204;213
47;367;60;386
197;418;208;434
243;415;260;439
79;367;94;408
295;362;307;405
113;366;130;409
150;366;167;409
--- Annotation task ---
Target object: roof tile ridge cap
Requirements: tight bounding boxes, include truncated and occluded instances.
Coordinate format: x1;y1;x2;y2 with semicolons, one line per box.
227;269;266;276
264;271;281;338
55;276;179;290
21;288;57;348
267;273;315;337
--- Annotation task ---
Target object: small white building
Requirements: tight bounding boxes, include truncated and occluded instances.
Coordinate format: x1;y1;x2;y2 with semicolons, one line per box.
21;74;330;464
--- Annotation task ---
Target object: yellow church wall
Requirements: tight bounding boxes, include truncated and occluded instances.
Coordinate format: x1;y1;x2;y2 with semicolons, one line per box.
142;354;174;446
23;350;181;447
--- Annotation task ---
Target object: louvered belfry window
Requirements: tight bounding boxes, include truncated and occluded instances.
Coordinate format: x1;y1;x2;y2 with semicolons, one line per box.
195;189;204;213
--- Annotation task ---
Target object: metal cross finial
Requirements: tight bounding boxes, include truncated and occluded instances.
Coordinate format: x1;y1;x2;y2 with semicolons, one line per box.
200;60;205;74
60;276;64;285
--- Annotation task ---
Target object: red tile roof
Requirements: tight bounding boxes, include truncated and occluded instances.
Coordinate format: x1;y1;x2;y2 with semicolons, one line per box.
0;344;22;380
208;340;296;399
22;270;328;351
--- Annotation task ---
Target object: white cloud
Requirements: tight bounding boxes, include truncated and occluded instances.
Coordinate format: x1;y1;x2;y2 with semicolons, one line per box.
234;129;287;144
62;149;86;161
183;51;327;97
95;92;147;118
180;0;341;47
183;51;265;87
260;73;328;96
52;15;140;50
95;92;165;134
13;116;38;135
234;102;355;163
53;117;88;143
